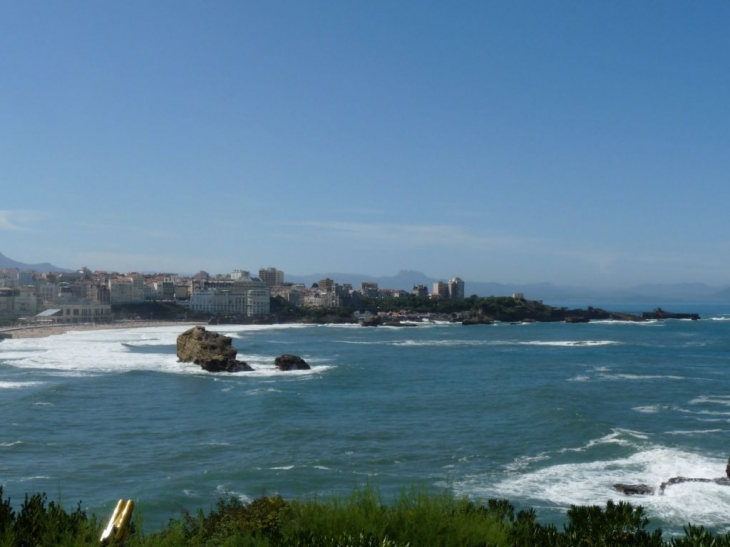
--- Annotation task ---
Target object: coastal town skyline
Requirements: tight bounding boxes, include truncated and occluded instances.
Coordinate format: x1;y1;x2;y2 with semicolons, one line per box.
3;3;729;288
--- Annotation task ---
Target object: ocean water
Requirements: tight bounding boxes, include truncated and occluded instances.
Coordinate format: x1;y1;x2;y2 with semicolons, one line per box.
1;305;730;535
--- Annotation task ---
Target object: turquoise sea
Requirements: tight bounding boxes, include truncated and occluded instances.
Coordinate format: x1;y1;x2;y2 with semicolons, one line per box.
1;303;729;535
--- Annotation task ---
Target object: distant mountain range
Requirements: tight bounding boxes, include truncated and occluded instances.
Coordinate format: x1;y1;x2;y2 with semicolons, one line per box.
2;252;728;303
0;252;72;273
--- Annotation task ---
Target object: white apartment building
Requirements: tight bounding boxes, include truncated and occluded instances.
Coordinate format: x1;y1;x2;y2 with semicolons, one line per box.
188;287;271;317
109;275;145;304
448;277;465;299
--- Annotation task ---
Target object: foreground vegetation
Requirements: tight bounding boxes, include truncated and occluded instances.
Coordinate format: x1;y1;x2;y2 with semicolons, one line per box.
1;486;729;547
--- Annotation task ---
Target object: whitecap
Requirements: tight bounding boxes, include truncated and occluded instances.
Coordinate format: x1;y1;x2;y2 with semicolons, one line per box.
690;395;730;407
18;475;51;482
633;405;662;414
599;373;686;381
665;429;724;436
520;340;619;347
568;375;590;382
215;485;251;503
0;381;44;389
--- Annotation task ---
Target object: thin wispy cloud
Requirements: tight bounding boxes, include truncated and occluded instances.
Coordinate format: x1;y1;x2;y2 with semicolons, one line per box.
0;210;48;231
287;220;708;277
288;220;536;251
76;252;228;274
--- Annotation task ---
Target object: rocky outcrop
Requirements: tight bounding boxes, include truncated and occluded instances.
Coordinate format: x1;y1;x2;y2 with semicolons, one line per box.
360;316;382;327
274;354;311;371
608;312;645;322
461;317;494;325
614;459;730;496
176;326;253;373
613;483;655;496
565;316;590;323
642;308;700;321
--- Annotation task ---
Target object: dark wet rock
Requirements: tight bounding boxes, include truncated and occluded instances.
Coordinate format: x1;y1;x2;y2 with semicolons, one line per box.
608;312;645;322
660;476;730;491
176;326;253;373
274;354;311;371
642;308;700;320
565;316;590;323
613;483;655;496
615;462;730;497
360;316;382;327
461;317;494;325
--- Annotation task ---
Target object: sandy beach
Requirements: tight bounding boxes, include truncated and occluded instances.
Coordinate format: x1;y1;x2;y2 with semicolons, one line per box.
0;321;203;339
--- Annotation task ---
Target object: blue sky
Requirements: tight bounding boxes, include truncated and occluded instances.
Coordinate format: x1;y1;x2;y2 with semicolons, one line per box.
1;2;729;287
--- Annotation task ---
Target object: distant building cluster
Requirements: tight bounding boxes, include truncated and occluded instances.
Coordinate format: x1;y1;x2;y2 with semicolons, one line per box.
0;265;465;325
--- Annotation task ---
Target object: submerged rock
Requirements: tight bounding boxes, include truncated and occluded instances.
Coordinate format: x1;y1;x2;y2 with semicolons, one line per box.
613;483;655;496
615;459;730;497
176;326;253;373
274;354;311;371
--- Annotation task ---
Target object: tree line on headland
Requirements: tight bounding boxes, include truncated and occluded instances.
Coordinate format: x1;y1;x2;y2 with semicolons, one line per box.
216;295;699;326
108;296;700;326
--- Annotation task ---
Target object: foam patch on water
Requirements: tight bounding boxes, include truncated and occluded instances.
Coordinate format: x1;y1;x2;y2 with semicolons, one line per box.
520;340;619;347
215;484;251;503
456;443;730;532
0;441;23;447
0;381;44;389
0;325;334;378
599;373;686;381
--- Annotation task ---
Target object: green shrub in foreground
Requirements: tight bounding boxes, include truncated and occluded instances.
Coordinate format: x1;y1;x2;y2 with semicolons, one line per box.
0;486;99;547
3;485;730;546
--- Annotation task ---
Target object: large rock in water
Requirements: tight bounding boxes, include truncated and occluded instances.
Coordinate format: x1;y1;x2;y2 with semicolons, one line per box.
274;354;311;371
177;326;253;372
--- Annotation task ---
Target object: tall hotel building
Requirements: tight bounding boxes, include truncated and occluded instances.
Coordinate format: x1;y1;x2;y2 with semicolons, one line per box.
259;267;284;288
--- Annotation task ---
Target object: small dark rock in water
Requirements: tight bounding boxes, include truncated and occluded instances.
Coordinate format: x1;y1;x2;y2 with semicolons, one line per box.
274;354;311;371
614;483;655;496
360;316;382;327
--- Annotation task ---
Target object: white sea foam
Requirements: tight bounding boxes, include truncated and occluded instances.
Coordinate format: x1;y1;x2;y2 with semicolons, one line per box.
0;381;44;389
456;446;730;532
215;485;251;503
560;430;639;454
520;340;619;347
585;319;663;327
19;475;51;482
690;395;730;407
633;405;662;414
665;429;724;436
0;325;333;378
568;375;590;382
598;373;686;381
0;441;23;447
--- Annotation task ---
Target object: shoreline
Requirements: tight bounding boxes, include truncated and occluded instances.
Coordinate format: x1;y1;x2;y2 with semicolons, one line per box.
0;321;204;339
